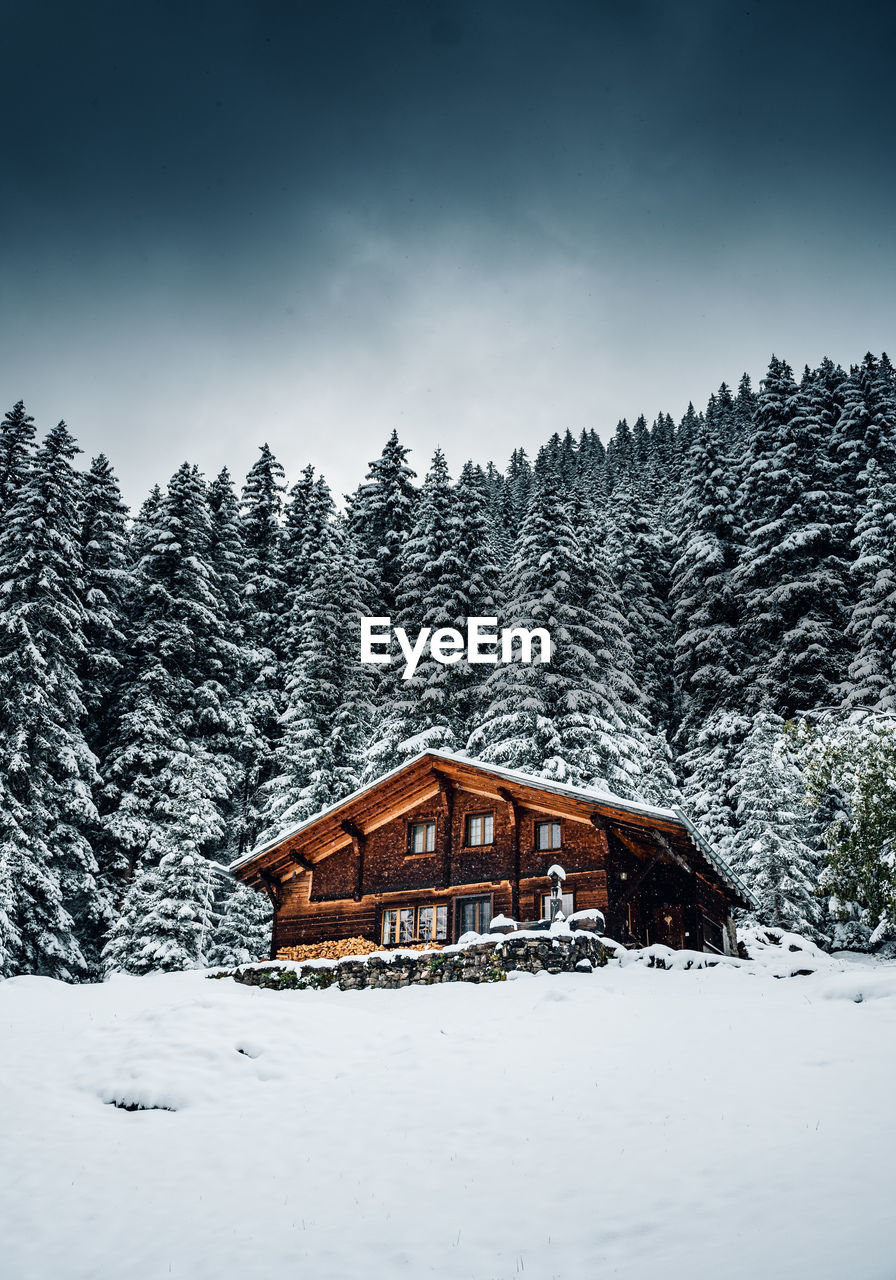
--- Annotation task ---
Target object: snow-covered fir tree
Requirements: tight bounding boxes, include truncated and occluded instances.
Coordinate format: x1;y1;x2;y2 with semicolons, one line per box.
363;449;468;776
0;401;36;521
101;463;232;972
845;460;896;712
238;444;288;848
469;454;651;795
259;508;374;836
671;415;747;850
727;711;824;941
0;422;102;978
346;430;417;615
206;879;273;967
734;355;852;719
80;454;131;750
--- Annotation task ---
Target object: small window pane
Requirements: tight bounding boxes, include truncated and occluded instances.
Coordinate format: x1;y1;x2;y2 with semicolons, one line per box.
466;813;494;846
382;909;397;945
399;908;414;943
541;892;574;919
535;820;561;850
435;905;448;939
419;906;434;939
409;821;435;853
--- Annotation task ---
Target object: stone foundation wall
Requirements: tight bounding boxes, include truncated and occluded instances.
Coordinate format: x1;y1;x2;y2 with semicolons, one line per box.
221;932;610;993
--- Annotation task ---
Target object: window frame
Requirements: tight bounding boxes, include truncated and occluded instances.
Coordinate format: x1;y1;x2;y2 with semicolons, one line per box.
534;818;562;851
454;893;494;939
380;902;449;946
540;890;575;920
464;811;495;847
407;818;437;855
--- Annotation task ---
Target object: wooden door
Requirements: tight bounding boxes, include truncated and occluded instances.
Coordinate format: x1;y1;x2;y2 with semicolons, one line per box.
650;903;685;950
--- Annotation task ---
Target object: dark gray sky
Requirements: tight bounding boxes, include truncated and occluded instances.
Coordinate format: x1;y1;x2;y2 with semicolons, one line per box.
2;0;894;501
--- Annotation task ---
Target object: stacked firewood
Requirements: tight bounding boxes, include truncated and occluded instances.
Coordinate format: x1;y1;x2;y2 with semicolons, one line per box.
276;937;444;962
276;938;381;961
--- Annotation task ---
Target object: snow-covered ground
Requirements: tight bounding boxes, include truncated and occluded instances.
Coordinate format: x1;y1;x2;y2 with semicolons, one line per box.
3;942;896;1280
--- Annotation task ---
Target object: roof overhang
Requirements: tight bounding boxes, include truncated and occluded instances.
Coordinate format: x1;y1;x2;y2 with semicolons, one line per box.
230;750;756;911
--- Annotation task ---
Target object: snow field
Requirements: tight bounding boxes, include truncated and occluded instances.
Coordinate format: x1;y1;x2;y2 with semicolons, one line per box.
2;952;895;1280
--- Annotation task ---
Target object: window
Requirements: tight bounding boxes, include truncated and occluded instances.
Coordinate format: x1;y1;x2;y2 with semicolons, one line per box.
457;895;492;936
381;904;448;945
381;907;415;945
540;891;575;919
465;812;494;846
408;820;436;854
534;819;561;850
418;905;448;942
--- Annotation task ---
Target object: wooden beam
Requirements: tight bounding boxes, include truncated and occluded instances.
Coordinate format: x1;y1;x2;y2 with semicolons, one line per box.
342;822;366;903
257;869;282;910
288;849;314;873
651;829;693;875
498;788;522;920
439;776;455;889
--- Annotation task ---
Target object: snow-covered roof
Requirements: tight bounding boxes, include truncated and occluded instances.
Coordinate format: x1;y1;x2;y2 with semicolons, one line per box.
229;749;756;907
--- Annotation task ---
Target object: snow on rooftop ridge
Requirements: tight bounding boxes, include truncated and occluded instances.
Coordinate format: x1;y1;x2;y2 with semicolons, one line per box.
231;748;691;873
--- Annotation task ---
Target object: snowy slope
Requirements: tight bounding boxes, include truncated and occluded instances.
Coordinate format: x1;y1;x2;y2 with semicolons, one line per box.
2;950;896;1280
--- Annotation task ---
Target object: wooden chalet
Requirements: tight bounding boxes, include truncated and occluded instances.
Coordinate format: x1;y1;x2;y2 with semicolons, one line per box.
230;751;755;956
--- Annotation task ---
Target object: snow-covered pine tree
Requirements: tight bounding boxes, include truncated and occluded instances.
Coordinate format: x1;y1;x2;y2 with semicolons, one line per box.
795;711;896;942
205;467;255;861
259;509;374;835
482;460;515;569
79;454;134;953
102;463;231;972
727;711;824;941
671;414;744;747
670;413;748;851
577;428;607;504
282;468;337;600
834;352;896;499
0;422;102;978
362;449;464;776
603;419;633;493
80;455;131;750
346;429;417;616
734;355;853;719
206;879;273;967
647;413;675;513
604;478;675;733
468;454;649;795
732;372;757;455
238;444;287;848
674;402;702;473
104;844;218;974
504;447;533;539
0;401;36;521
845;459;896;712
129;484;163;561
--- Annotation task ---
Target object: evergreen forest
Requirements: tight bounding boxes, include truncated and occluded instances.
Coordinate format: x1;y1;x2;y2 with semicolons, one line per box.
2;350;896;979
